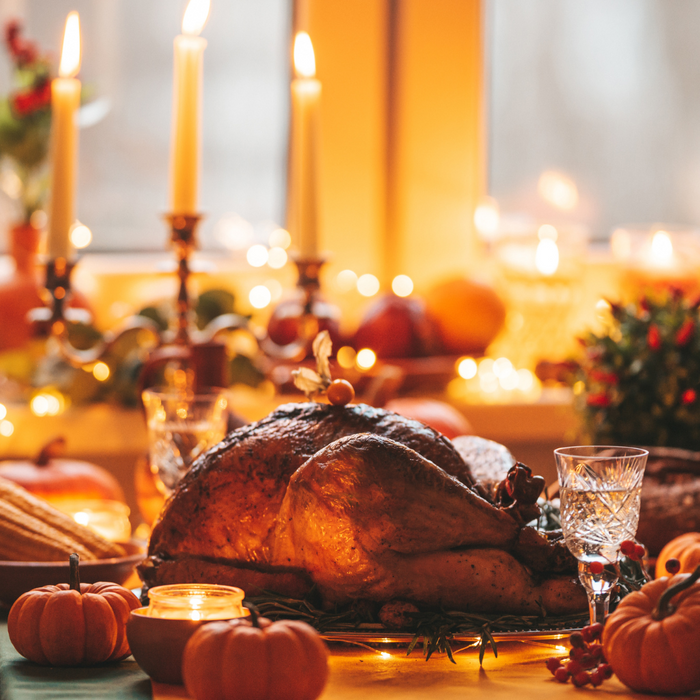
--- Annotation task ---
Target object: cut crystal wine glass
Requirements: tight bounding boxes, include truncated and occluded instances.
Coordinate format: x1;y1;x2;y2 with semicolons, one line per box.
554;445;648;624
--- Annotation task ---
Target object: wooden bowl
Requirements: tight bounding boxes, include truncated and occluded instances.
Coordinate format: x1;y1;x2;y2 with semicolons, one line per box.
126;607;250;685
0;540;144;608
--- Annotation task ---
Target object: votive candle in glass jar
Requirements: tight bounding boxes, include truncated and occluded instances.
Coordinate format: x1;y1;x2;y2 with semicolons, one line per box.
146;584;245;621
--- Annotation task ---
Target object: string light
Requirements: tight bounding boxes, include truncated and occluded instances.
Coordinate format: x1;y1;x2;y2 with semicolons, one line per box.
269;228;292;249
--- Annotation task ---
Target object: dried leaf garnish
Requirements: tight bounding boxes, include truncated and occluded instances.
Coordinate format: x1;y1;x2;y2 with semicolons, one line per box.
313;330;333;384
292;331;333;399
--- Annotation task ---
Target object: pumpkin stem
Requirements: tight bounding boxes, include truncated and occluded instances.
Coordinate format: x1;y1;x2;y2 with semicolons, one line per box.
652;563;700;620
36;437;66;466
69;553;80;591
243;601;260;628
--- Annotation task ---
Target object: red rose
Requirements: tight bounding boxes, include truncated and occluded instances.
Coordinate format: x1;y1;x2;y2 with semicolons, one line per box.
676;318;695;346
682;389;697;405
586;393;610;407
647;325;662;351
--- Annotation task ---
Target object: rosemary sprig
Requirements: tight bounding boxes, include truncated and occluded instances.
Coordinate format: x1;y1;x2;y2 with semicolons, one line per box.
248;590;588;665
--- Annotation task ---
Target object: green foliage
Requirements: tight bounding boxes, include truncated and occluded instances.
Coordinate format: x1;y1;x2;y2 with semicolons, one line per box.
577;290;700;448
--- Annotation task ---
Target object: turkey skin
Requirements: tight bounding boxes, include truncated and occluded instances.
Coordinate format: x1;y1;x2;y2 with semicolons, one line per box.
141;403;586;616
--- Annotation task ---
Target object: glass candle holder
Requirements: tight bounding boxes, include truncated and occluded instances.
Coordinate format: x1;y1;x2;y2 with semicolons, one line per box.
56;499;132;543
146;584;245;620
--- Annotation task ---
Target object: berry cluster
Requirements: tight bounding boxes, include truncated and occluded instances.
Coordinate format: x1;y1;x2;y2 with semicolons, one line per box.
546;624;613;688
620;540;646;561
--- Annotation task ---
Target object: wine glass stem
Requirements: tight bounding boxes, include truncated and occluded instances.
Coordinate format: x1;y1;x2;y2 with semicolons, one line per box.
588;592;610;624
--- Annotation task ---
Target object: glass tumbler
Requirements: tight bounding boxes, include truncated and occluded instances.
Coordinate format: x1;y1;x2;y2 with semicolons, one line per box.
554;445;648;623
142;388;229;497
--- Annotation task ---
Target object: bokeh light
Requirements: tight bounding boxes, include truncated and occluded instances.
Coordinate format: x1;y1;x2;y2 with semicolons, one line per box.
337;346;356;369
70;222;92;249
0;420;13;437
267;247;288;269
457;357;477;379
391;275;413;297
246;244;269;267
357;274;380;297
249;285;272;309
269;228;292;249
336;269;358;292
356;348;377;370
92;362;110;382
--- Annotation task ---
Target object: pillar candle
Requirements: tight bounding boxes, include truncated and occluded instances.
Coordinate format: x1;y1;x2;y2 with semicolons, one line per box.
47;11;81;260
289;32;321;258
170;0;210;215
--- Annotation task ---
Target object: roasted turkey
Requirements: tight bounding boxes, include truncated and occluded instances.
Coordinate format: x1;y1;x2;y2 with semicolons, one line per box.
140;402;586;616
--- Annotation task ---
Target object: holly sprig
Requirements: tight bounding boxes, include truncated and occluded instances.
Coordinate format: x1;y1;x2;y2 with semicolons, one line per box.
577;289;700;448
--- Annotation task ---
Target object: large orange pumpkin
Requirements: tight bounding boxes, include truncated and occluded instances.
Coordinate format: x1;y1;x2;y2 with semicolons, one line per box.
0;438;125;507
182;607;329;700
602;566;700;695
656;532;700;579
7;554;140;666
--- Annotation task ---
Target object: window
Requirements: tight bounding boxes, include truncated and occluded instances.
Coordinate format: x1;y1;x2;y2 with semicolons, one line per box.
0;0;290;251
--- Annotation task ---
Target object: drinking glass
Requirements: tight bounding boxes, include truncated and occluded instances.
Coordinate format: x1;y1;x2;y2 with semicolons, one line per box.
554;445;648;623
142;388;229;497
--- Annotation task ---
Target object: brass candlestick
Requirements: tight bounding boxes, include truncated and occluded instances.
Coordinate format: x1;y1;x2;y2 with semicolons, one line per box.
263;254;340;361
30;256;160;367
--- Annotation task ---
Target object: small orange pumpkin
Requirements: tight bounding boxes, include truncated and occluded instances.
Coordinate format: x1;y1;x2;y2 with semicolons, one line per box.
0;438;125;506
182;605;329;700
602;565;700;695
656;532;700;579
7;554;140;666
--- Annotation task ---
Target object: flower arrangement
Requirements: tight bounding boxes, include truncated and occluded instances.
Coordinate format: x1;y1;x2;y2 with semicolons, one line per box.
577;289;700;449
0;20;53;223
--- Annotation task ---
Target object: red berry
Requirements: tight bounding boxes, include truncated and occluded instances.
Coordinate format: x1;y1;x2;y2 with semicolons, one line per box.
598;663;613;680
327;379;355;406
587;622;604;641
590;669;603;687
570;647;584;660
666;558;681;574
634;544;646;560
569;631;585;648
554;667;570;683
620;540;636;557
589;561;604;575
546;657;562;674
580;653;594;668
590;644;604;660
566;660;583;677
572;671;591;687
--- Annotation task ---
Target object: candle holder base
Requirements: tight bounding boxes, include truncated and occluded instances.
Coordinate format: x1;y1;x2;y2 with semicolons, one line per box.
263;256;341;361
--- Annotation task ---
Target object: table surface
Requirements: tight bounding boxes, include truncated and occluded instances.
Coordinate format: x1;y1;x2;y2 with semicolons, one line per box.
1;617;694;700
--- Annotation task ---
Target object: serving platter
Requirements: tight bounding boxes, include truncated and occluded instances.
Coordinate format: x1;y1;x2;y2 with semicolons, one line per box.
0;540;145;607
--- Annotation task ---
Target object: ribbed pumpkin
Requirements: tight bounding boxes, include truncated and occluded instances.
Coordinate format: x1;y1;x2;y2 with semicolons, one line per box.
182;606;329;700
602;565;700;695
656;532;700;579
7;554;140;666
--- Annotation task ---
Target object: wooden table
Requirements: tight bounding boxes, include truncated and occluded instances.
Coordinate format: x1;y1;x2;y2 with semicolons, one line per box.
1;616;688;700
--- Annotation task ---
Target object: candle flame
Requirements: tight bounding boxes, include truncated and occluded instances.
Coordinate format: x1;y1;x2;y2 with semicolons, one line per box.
59;12;81;78
182;0;211;36
651;230;673;264
535;238;559;276
294;32;316;78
